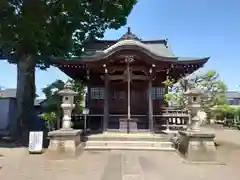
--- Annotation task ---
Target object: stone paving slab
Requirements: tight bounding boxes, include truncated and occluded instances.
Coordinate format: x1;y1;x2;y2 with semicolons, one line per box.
100;153;122;180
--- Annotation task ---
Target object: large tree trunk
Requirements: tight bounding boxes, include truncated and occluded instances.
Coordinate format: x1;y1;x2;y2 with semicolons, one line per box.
16;54;36;143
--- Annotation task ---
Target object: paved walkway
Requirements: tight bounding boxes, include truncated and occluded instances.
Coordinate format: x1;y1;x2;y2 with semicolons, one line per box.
1;127;240;180
1;149;240;180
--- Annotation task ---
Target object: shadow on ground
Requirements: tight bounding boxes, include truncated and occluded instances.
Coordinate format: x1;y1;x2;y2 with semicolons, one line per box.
0;130;50;149
215;140;240;151
0;138;27;149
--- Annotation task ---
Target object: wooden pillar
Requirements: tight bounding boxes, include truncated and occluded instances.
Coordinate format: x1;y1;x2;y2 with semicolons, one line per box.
103;74;109;132
165;69;170;131
148;78;153;131
127;62;131;120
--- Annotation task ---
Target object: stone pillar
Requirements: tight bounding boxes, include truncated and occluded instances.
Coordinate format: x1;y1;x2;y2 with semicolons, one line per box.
148;78;153;131
103;75;109;132
165;116;170;132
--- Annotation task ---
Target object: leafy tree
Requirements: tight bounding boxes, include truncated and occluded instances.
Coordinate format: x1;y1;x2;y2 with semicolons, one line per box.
40;79;84;130
165;70;227;117
41;79;65;130
68;79;85;113
164;78;186;108
213;105;240;126
0;0;137;133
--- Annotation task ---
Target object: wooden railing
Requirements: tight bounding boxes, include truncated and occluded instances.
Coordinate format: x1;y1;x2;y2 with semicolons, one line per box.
74;108;190;132
154;108;189;132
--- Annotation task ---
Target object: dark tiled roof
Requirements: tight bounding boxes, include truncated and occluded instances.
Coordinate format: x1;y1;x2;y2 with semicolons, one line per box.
100;39;176;58
52;27;209;71
80;39;174;59
54;29;208;64
78;27;174;59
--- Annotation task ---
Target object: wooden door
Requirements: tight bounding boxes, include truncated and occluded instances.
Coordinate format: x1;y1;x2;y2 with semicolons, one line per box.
131;84;148;115
109;82;127;114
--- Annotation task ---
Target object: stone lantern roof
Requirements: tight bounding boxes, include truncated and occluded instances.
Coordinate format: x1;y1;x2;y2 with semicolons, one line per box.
58;81;78;96
184;88;203;96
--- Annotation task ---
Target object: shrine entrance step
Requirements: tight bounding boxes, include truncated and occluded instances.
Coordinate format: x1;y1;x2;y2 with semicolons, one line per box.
84;132;174;151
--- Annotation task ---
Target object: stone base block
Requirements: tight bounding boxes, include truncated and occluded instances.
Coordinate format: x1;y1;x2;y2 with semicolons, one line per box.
129;119;138;132
119;118;128;133
46;129;84;159
178;130;218;162
119;118;138;133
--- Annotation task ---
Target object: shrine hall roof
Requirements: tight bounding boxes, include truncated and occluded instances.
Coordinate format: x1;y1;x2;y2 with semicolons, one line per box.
94;39;176;58
52;27;209;64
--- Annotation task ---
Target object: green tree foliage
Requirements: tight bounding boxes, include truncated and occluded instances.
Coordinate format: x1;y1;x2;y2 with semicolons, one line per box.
68;79;85;113
165;70;227;115
40;79;84;130
164;78;186;107
213;105;240;125
0;0;137;132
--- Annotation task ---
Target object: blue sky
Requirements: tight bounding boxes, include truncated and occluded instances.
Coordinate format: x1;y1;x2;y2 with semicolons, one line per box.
0;0;239;97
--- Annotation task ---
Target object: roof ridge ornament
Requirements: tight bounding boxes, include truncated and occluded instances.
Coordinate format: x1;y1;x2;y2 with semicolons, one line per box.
165;38;169;47
127;27;131;34
119;27;141;41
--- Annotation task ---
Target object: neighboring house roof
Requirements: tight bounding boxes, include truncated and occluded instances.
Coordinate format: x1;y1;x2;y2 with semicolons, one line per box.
226;91;240;99
0;88;44;106
34;99;46;106
0;88;16;98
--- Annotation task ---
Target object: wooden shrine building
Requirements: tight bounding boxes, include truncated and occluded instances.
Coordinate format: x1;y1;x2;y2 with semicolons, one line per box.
52;27;209;133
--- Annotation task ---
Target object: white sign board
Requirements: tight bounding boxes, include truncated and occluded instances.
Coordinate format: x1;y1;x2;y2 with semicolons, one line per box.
82;108;89;115
28;131;43;153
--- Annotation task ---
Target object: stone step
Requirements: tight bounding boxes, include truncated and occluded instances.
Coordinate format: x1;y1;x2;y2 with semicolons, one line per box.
85;146;174;151
84;133;170;142
84;140;174;151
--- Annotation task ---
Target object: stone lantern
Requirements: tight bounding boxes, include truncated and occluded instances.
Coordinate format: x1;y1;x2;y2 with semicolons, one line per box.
47;81;84;158
58;81;78;129
184;88;202;131
176;87;219;163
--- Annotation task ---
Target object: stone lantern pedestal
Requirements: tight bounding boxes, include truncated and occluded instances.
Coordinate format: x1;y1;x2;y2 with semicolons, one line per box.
47;129;83;158
177;88;218;163
47;82;84;159
178;130;217;162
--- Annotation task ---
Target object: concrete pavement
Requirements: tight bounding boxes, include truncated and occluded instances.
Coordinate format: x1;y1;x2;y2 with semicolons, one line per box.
1;127;240;180
0;149;239;180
